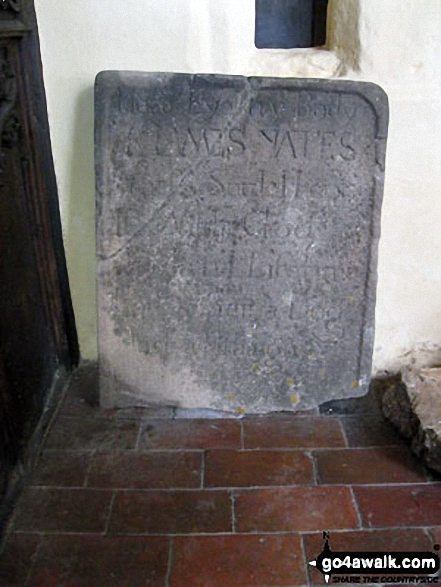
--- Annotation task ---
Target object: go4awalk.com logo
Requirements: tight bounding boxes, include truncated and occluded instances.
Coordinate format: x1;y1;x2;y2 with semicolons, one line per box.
308;532;440;584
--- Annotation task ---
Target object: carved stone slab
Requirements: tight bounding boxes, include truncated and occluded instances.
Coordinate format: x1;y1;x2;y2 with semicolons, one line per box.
96;72;388;413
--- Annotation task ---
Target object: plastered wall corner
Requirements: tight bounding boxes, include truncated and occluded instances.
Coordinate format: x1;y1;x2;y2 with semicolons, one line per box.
327;0;361;73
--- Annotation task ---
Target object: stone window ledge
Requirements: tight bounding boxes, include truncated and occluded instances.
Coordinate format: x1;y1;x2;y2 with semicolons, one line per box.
246;47;344;78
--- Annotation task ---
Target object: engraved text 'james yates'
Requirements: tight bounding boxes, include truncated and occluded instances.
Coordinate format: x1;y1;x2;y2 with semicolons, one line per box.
95;72;388;413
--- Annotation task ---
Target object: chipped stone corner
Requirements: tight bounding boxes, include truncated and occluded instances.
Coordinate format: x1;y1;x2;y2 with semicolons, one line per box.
380;365;441;473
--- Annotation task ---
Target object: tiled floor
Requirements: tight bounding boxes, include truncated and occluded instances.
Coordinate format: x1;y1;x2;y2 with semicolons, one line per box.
0;368;440;586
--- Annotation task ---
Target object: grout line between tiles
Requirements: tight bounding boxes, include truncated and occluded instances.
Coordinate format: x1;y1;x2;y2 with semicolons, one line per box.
103;491;117;535
23;533;43;587
240;420;245;449
165;536;174;587
22;481;441;492
349;485;363;529
83;450;96;488
307;450;319;486
337;417;350;448
299;533;312;587
231;492;236;533
12;526;439;538
53;412;346;420
425;527;436;546
134;421;144;451
41;445;412;453
200;446;407;452
200;452;206;489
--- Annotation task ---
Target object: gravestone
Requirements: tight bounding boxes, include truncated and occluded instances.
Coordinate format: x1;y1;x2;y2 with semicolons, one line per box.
95;72;388;413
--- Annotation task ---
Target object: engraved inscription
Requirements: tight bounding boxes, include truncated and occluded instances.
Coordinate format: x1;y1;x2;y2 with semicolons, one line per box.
96;73;388;413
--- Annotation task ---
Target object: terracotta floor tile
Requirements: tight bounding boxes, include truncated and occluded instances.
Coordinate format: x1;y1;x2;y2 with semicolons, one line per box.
138;419;241;450
13;487;113;533
8;411;441;586
109;490;232;534
44;416;139;450
315;447;426;485
340;415;405;447
171;534;307;587
88;451;201;489
0;533;40;587
31;451;90;487
303;529;433;585
235;486;358;532
205;450;313;487
243;417;345;449
28;535;169;587
354;484;441;528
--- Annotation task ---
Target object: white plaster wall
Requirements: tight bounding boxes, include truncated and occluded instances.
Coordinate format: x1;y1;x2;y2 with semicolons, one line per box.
35;0;441;374
356;1;441;371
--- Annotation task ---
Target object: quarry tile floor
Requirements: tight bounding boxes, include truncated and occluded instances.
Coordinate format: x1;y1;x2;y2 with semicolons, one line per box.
1;368;441;586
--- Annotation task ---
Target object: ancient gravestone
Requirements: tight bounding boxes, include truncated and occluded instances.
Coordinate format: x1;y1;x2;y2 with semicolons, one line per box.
95;72;388;413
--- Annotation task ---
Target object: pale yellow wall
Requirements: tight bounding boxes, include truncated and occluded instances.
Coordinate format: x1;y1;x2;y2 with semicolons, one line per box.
35;0;441;374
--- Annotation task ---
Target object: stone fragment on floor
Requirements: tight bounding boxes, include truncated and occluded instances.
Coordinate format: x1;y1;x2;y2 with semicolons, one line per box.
383;367;441;473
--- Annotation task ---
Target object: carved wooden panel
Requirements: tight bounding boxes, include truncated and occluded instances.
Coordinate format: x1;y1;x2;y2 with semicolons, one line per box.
0;0;78;526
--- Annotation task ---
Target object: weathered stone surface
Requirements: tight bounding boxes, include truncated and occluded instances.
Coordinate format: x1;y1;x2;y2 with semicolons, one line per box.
383;368;441;473
95;72;388;413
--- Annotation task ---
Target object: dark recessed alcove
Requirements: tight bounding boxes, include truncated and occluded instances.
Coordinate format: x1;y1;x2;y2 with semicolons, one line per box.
255;0;329;49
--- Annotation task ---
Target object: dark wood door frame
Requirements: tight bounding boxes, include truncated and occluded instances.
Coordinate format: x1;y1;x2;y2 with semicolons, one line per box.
0;0;79;536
